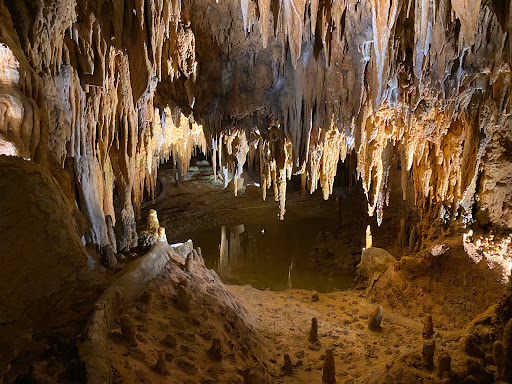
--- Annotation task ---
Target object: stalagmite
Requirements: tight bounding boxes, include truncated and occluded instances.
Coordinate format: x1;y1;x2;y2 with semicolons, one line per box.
175;284;192;311
423;315;434;339
437;352;452;379
153;351;169;375
368;305;383;330
120;315;137;346
309;317;319;343
147;209;160;233
157;227;168;243
283;353;293;376
322;349;336;384
208;337;223;361
365;225;373;249
422;339;436;371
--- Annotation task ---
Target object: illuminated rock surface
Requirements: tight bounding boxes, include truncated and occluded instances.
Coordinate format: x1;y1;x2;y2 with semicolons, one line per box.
0;0;512;382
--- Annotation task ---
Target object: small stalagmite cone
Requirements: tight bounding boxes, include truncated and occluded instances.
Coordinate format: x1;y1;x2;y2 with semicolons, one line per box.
423;314;434;339
368;305;383;330
309;317;318;343
322;349;336;384
283;353;293;376
147;209;160;232
157;227;167;243
437;352;451;379
120;314;137;346
185;252;194;273
196;247;205;264
422;339;436;371
153;350;168;375
175;284;192;311
208;337;223;361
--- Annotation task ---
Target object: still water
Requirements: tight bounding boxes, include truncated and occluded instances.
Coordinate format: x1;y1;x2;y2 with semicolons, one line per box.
171;211;355;292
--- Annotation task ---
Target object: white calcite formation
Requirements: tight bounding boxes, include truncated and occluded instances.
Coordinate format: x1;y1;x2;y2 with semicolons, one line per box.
0;0;510;239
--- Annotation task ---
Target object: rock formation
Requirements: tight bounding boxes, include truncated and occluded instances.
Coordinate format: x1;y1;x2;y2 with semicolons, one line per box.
437;352;452;379
309;317;319;343
208;337;223;361
368;305;383;330
422;339;436;371
2;0;512;378
423;314;434;339
283;353;293;376
120;314;138;346
153;350;169;375
0;0;510;231
322;349;336;384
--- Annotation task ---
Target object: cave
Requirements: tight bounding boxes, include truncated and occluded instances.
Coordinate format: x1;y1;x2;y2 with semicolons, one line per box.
1;0;512;383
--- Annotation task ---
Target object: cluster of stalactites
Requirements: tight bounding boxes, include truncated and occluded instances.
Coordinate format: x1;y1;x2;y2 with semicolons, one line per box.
151;106;206;183
224;0;512;226
259;127;293;220
0;0;199;250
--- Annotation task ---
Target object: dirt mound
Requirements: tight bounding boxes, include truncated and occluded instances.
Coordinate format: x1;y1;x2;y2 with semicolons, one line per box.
369;237;506;330
107;250;269;383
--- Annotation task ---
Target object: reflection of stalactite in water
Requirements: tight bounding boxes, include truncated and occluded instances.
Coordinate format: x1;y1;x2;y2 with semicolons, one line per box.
218;224;246;280
287;261;293;290
219;226;230;276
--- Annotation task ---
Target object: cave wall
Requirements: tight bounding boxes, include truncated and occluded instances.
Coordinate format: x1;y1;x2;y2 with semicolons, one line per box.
0;155;87;375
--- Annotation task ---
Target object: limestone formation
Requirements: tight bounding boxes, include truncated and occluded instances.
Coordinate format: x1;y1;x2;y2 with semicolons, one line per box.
322;349;336;384
244;369;262;384
208;337;223;361
153;351;168;375
175;284;192;311
309;317;319;343
147;210;160;233
283;353;293;376
138;231;158;252
422;339;436;371
365;225;373;249
105;215;117;254
2;0;512;378
397;218;407;248
423;315;434;339
157;227;168;243
100;244;117;268
437;352;451;379
120;315;137;346
185;252;195;273
0;0;511;235
368;306;383;330
357;248;397;284
162;334;177;349
409;227;420;253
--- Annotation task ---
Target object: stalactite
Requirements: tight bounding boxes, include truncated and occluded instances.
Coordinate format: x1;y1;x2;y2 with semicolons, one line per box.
1;0;512;240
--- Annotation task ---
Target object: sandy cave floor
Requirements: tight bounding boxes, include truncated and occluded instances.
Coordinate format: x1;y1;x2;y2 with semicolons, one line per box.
106;253;472;384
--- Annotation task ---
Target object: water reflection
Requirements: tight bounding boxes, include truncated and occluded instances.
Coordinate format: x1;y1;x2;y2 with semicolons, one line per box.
181;216;355;292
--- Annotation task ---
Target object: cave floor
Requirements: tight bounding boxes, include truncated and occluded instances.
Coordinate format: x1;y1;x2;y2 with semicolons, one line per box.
227;285;426;383
105;258;471;384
